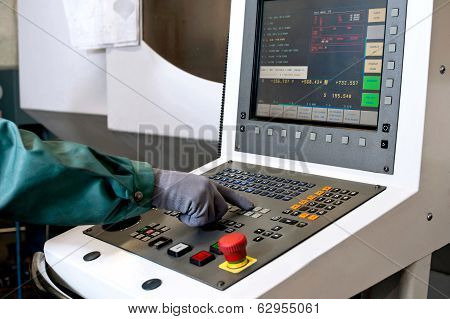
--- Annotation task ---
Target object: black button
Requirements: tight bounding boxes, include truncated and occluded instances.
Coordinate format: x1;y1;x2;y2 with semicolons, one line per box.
326;205;336;210
349;191;359;196
316;210;327;215
254;229;264;234
381;140;389;149
291;211;300;217
142;279;162;291
299;206;309;211
271;234;283;239
263;231;273;237
226;221;236;226
239;125;246;132
282;209;292;214
271;226;283;231
307;202;317;207
225;228;235;233
279;218;298;226
234;223;244;228
253;236;264;242
149;237;173;249
334;201;344;205
240;112;247;119
316;203;326;209
83;251;101;262
271;216;281;221
297;222;308;228
325;199;334;204
340;190;350;194
342;196;351;201
316;197;326;202
308;208;318;213
332;194;342;199
331;188;341;192
382;124;391;133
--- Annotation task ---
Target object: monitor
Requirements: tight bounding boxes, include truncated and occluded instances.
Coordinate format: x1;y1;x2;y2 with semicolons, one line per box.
235;0;407;174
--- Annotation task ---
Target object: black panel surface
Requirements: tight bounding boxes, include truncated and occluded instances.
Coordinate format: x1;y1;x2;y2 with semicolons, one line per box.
85;162;384;290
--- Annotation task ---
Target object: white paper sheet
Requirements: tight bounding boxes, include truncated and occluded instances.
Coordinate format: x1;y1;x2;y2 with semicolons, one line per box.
63;0;140;49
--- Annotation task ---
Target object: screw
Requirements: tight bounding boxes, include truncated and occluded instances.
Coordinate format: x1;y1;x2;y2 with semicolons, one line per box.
384;166;390;173
426;213;433;221
440;65;446;75
217;281;225;288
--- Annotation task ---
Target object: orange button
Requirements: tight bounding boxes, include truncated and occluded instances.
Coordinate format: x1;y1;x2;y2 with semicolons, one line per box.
322;186;332;191
290;204;301;210
314;191;325;196
307;195;317;200
299;213;310;219
298;200;309;205
308;215;319;221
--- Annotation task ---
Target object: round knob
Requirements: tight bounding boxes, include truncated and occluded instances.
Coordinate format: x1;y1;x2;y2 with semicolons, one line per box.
218;233;248;266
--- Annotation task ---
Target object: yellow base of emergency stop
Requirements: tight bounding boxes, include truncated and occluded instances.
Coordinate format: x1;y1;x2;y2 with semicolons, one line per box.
219;256;257;274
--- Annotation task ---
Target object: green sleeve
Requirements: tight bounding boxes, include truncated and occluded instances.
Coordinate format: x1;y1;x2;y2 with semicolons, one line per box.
0;119;154;226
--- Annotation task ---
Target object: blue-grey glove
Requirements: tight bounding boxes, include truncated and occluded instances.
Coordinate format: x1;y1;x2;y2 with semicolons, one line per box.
151;169;254;227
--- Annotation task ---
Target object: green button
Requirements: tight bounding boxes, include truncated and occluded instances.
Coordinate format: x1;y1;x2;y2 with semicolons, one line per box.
361;93;380;108
363;76;381;91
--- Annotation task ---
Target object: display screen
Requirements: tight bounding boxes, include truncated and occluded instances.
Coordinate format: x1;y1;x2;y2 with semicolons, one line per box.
252;0;388;128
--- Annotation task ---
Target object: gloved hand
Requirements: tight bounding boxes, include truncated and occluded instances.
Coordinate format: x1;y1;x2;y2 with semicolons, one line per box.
151;169;254;227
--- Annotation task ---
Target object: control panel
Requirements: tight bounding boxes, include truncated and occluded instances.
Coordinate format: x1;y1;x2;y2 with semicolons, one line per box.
85;162;385;291
235;0;408;174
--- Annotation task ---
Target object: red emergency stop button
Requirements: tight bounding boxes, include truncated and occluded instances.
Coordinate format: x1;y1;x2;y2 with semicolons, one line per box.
190;251;215;267
218;232;248;265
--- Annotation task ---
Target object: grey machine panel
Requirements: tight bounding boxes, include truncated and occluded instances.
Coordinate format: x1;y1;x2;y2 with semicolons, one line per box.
85;162;384;290
235;0;408;174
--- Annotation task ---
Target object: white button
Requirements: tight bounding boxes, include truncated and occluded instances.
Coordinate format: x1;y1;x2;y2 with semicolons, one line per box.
267;129;273;136
295;131;302;139
169;243;189;253
255;127;260;135
388;43;397;52
392;8;399;17
390;26;398;35
385;96;393;105
325;134;332;143
342;136;349;145
310;132;317;141
386;79;394;88
387;61;395;70
281;129;287;137
359;138;367;147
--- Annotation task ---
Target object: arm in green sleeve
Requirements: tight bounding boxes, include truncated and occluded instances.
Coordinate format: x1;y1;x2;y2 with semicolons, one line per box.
0;119;154;226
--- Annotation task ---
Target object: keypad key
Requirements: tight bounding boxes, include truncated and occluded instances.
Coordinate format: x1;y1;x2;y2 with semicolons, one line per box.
316;197;326;202
271;234;283;239
316;203;326;209
263;231;273;237
251;213;262;219
271;226;283;231
291;211;301;217
340;190;350;194
254;229;264;234
130;232;139;237
324;192;333;197
234;223;244;228
283;209;292;214
253;207;263;212
282;196;293;201
326;205;336;210
244;211;254;217
226;221;236;226
349;191;359;196
279;218;298;226
342;196;351;201
308;208;318;214
299;206;310;211
228;207;240;213
135;234;145;240
253;190;262;194
271;216;281;221
210;242;223;255
260;208;271;214
266;193;276;198
168;243;193;257
297;222;308;228
190;251;216;267
332;194;342;199
254;236;264;242
307;202;317;207
306;183;316;188
260;191;269;196
275;195;285;200
225;228;236;233
325;199;334;204
334;200;344;206
331;188;341;192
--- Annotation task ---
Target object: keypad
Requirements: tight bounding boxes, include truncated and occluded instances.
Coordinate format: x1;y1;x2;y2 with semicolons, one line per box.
209;168;315;201
131;222;171;242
